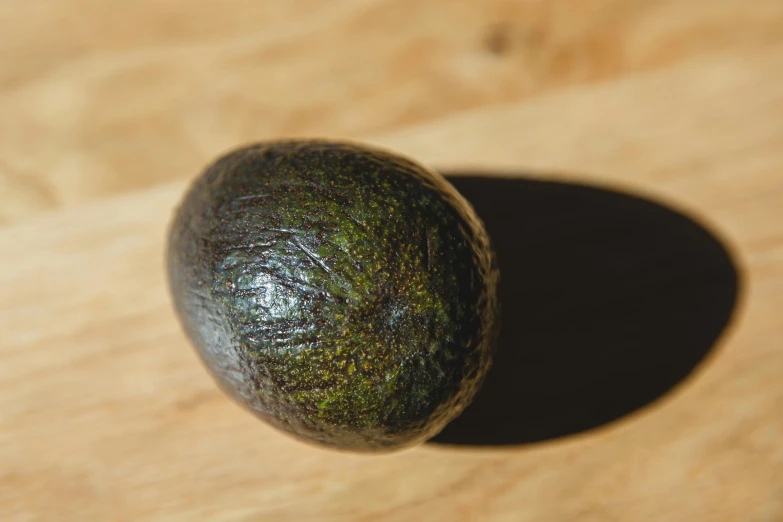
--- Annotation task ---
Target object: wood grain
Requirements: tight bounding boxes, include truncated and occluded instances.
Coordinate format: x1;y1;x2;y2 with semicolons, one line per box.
2;1;783;521
1;0;783;222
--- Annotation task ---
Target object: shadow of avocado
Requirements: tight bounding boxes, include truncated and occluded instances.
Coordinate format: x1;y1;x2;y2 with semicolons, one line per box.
429;174;740;447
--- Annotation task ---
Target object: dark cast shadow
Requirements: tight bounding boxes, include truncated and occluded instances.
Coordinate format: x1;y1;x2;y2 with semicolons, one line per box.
429;173;741;447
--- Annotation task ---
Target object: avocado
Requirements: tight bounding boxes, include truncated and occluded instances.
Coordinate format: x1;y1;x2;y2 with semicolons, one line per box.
167;140;499;452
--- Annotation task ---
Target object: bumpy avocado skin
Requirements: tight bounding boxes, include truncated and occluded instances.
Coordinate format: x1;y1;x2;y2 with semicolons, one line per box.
167;141;499;452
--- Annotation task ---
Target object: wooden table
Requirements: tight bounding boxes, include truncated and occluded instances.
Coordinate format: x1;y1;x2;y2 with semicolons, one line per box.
2;1;783;520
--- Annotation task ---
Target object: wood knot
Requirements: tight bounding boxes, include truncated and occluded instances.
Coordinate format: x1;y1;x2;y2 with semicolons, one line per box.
483;23;512;56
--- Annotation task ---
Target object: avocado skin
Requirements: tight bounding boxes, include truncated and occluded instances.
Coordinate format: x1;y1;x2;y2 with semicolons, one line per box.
167;141;499;452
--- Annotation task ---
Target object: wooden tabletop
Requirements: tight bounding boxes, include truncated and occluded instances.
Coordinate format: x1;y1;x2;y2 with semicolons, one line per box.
2;1;783;520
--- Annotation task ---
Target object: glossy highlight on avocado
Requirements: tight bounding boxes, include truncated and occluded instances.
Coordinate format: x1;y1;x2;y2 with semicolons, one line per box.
167;140;499;452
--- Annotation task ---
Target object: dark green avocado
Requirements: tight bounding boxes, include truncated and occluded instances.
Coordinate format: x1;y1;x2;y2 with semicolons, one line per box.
166;140;499;452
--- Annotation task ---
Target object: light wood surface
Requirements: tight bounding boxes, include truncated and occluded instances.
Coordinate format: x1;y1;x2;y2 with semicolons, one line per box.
2;1;783;520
